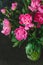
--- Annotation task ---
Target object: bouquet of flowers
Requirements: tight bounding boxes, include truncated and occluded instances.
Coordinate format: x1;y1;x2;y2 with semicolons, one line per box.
0;0;43;61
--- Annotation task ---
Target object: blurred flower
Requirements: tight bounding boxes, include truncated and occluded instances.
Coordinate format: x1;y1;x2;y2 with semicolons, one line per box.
14;26;27;41
1;8;6;14
38;5;43;13
1;18;11;35
34;12;43;25
11;2;17;11
19;14;34;30
19;14;32;25
28;0;41;12
25;23;34;30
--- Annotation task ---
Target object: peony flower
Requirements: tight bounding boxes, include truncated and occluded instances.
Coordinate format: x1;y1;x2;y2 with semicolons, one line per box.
19;14;34;30
34;12;43;25
11;2;17;11
38;5;43;13
19;14;32;25
25;23;34;30
2;18;10;26
28;0;41;12
1;8;6;14
1;27;11;35
1;18;11;35
14;26;27;41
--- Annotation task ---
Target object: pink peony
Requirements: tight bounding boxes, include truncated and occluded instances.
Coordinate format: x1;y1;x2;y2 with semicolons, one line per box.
19;14;32;25
38;5;43;13
34;12;43;25
11;2;17;11
19;14;34;30
2;18;10;26
1;18;11;35
28;0;41;12
14;26;27;41
25;23;34;30
1;8;6;14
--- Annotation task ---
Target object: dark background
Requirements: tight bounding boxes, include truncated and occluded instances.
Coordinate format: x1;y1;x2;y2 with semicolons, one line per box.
0;0;43;65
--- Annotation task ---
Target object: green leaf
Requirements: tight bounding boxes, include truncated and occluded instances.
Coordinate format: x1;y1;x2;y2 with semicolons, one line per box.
40;37;43;46
11;33;20;47
22;8;26;13
32;31;36;38
11;35;17;42
11;34;25;47
13;41;20;47
26;0;31;5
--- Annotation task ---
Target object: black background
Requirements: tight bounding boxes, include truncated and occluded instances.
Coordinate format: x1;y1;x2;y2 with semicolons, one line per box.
0;33;43;65
0;0;43;65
